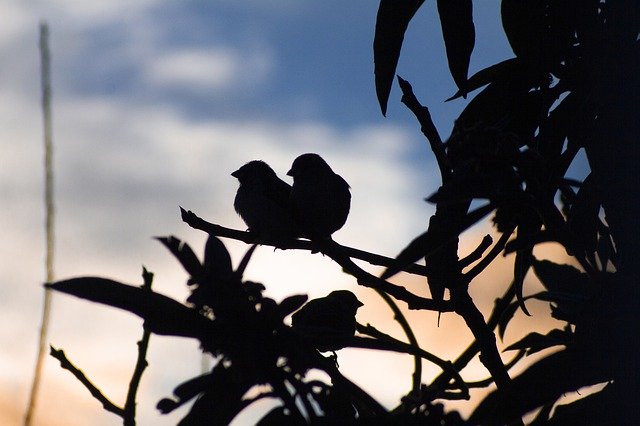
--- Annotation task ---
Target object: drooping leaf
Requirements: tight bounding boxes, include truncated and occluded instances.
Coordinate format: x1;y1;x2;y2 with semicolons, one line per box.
158;373;214;414
437;0;475;96
156;236;203;279
504;229;560;254
446;57;520;101
531;258;591;323
596;225;616;270
235;244;258;278
497;296;519;340
531;258;589;295
277;294;309;320
513;250;533;316
374;0;425;115
178;363;251;426
504;328;571;355
512;209;542;316
536;92;577;164
46;277;215;340
470;348;610;425
547;383;627;425
501;0;546;61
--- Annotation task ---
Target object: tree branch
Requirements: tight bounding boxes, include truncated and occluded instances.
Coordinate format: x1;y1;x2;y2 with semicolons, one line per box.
397;76;451;181
50;346;125;418
181;208;452;312
181;207;429;276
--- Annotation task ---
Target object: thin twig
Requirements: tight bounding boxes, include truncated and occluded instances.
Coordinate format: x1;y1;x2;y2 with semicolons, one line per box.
459;234;493;269
354;324;468;398
372;291;423;392
397;76;451;181
50;346;125;418
123;268;154;426
26;22;56;426
464;225;515;284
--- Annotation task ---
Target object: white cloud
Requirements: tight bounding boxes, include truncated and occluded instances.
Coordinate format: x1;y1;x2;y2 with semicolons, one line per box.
146;47;274;91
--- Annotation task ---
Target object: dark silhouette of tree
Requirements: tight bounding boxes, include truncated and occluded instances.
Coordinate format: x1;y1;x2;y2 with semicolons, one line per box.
47;1;639;424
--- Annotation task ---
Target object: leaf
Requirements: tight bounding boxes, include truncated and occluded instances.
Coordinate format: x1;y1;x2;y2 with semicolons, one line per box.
497;298;519;340
512;210;542;316
277;294;309;320
179;363;251;426
470;348;610;425
504;229;560;254
446;57;520;101
513;250;533;316
501;0;546;61
437;0;475;96
531;259;589;295
156;236;203;278
454;66;546;136
235;244;257;278
374;0;425;116
596;228;616;270
504;328;571;355
158;373;214;414
203;235;233;280
46;277;215;340
531;259;591;323
547;383;624;425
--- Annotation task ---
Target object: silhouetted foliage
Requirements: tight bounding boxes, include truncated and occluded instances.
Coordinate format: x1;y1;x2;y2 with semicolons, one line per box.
48;1;639;424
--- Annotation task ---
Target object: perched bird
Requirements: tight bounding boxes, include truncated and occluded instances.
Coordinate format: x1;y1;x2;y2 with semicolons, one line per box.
291;290;363;352
232;160;298;242
287;153;351;240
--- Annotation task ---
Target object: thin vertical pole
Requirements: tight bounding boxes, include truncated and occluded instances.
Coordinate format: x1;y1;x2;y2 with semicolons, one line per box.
25;21;55;426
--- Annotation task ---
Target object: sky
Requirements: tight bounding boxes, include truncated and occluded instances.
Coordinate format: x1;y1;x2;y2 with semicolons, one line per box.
1;1;585;425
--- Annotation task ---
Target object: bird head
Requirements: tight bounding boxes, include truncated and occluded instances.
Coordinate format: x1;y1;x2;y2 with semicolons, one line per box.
287;153;331;178
327;290;364;313
231;160;277;184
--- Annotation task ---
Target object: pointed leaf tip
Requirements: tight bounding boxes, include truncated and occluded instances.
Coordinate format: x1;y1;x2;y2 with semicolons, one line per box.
374;0;425;115
437;0;475;95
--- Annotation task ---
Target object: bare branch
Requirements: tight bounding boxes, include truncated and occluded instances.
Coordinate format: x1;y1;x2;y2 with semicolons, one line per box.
50;346;125;418
180;207;428;277
181;208;452;311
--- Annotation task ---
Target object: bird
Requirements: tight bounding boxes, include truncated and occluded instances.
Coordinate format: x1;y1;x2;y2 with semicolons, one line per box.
287;153;351;240
231;160;298;242
291;290;363;352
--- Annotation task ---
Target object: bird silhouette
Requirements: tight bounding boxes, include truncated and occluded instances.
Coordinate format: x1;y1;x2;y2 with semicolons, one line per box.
232;160;298;242
291;290;363;352
287;153;351;240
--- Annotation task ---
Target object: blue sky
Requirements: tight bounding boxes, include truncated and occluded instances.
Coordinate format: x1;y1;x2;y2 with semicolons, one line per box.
1;1;578;424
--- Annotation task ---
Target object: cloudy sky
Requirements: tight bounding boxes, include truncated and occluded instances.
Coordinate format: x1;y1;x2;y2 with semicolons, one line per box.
1;1;584;425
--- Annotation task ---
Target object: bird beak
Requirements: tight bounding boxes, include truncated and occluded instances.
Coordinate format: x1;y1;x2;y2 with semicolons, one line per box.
286;169;293;177
231;169;240;178
356;299;364;307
